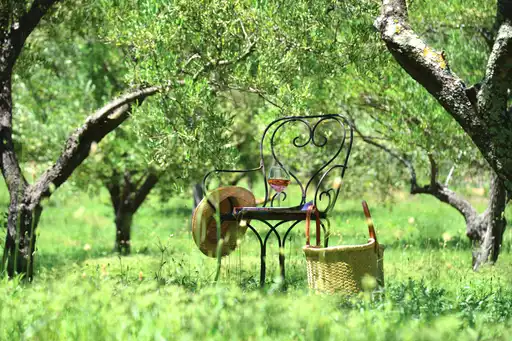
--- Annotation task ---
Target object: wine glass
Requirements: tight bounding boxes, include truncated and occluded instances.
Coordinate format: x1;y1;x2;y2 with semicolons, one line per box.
268;164;290;207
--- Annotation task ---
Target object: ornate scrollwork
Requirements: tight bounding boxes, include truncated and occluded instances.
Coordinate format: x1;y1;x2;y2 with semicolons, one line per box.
260;114;353;211
202;114;353;213
270;192;287;207
314;165;346;213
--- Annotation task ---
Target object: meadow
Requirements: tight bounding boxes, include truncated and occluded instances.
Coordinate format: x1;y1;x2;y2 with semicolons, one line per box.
1;183;512;341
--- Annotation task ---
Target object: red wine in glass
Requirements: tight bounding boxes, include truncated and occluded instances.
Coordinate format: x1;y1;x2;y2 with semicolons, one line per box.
268;165;291;194
268;178;291;192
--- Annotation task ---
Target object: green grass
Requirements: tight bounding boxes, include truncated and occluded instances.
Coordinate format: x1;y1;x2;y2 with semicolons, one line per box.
1;183;512;340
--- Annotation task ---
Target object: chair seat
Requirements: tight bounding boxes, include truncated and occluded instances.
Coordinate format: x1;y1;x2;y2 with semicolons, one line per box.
221;205;327;221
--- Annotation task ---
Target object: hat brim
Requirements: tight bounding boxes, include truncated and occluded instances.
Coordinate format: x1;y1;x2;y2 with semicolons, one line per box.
192;186;256;257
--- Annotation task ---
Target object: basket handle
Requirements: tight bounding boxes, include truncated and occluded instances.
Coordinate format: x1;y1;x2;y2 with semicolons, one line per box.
305;205;321;247
362;200;379;251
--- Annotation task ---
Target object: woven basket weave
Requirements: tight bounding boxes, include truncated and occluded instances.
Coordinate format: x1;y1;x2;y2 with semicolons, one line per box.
303;202;384;294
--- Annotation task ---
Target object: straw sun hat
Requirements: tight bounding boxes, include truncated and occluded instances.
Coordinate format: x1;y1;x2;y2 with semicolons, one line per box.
192;186;256;258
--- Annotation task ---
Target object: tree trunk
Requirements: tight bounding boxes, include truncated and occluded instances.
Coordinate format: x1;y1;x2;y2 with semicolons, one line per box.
0;66;39;278
106;171;158;255
468;171;507;270
115;210;133;255
2;198;42;279
192;183;204;209
375;0;512;192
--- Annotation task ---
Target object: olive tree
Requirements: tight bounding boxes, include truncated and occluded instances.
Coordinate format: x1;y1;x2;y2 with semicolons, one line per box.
0;0;250;277
374;2;512;182
13;17;234;255
369;0;511;268
1;0;374;278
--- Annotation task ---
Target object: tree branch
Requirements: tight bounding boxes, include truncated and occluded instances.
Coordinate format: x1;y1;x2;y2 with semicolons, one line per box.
106;176;121;214
351;116;477;221
374;0;479;134
132;173;158;212
28;85;163;206
193;41;256;81
10;0;61;63
121;171;133;206
413;179;478;223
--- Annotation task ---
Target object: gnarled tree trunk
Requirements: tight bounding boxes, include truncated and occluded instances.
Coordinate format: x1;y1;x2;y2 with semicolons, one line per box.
468;171;507;268
2;191;43;279
0;60;39;278
375;0;512;192
1;72;41;277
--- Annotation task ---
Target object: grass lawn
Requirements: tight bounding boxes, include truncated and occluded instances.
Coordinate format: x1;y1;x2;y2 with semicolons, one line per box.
1;183;512;340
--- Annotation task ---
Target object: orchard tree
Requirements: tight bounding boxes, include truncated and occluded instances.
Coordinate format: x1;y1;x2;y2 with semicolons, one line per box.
0;0;167;278
97;0;378;242
340;56;506;269
11;13;160;256
1;0;374;278
13;17;232;255
375;1;512;190
229;0;507;268
0;0;247;277
364;0;511;268
83;101;233;255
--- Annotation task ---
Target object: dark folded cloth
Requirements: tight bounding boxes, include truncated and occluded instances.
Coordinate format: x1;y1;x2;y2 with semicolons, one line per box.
233;201;313;215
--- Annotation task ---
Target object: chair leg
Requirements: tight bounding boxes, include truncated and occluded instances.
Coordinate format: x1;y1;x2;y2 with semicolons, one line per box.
260;245;266;287
246;223;266;287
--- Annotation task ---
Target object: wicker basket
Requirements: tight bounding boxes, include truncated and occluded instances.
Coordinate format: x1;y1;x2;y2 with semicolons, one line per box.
303;201;384;294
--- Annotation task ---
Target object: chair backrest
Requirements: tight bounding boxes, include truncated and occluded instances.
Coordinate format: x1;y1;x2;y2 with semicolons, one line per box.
259;114;353;213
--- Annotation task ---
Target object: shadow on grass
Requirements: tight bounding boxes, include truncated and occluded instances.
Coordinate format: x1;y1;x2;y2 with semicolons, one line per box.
157;205;192;218
35;245;158;275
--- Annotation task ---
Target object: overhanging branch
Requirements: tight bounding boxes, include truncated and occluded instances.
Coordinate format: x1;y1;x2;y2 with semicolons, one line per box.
29;85;163;206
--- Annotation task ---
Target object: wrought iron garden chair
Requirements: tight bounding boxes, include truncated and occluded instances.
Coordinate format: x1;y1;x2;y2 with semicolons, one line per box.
202;114;353;286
